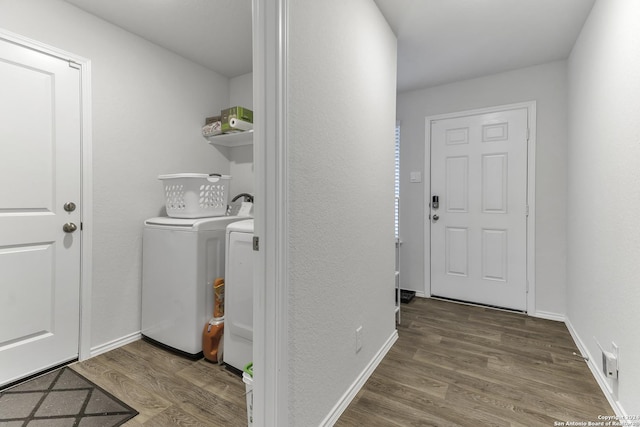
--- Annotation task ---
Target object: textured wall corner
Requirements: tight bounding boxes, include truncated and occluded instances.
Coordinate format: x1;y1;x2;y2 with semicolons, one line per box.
286;0;398;424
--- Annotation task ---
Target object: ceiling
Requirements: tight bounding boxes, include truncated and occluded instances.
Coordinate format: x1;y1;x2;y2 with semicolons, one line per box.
63;0;253;78
62;0;595;93
374;0;596;92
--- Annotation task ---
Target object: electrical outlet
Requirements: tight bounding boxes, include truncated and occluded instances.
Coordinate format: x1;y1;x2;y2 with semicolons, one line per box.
356;326;363;353
595;338;619;379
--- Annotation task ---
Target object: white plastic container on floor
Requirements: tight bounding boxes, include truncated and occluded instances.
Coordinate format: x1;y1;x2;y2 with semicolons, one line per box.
243;363;253;426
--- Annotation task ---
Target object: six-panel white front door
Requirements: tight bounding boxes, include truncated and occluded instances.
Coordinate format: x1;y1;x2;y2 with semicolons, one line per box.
430;108;528;311
0;37;82;386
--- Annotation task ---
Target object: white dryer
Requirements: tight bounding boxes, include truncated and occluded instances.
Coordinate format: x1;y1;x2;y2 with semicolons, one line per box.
141;216;242;358
224;219;254;371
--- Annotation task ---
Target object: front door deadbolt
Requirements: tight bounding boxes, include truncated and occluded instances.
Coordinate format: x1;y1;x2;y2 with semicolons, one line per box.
431;195;439;210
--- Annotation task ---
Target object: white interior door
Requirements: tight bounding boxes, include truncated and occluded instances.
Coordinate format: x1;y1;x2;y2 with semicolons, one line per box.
430;108;528;311
0;37;81;386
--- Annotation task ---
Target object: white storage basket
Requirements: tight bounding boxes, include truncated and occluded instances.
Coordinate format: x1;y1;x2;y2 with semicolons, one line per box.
158;173;231;218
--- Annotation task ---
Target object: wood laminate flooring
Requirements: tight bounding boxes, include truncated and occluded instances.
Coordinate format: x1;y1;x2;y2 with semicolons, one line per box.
70;340;247;427
337;298;613;426
70;298;613;426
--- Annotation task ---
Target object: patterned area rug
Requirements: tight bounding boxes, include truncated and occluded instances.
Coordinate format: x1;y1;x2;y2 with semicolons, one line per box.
0;367;138;427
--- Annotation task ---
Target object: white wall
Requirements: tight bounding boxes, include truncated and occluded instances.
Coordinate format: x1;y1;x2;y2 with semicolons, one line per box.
0;0;231;349
567;0;640;414
228;72;254;196
286;0;397;424
397;61;568;317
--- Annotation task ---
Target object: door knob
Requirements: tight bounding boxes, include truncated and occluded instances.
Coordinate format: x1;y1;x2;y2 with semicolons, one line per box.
63;222;78;233
64;202;76;212
432;214;439;222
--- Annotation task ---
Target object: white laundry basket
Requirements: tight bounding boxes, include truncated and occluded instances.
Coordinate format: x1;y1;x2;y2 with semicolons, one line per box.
158;173;230;218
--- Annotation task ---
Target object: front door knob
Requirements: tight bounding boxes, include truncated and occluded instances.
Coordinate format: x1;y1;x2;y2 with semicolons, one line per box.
63;222;78;233
432;214;439;222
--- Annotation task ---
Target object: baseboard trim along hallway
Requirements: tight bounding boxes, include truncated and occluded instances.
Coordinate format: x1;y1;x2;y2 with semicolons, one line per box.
564;318;628;419
320;330;399;426
533;310;566;322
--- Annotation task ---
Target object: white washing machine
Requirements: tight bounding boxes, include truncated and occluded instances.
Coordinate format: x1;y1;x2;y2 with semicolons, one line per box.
141;216;242;358
224;219;254;371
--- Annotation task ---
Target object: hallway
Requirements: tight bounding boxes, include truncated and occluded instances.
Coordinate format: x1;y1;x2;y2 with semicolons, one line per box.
337;298;613;426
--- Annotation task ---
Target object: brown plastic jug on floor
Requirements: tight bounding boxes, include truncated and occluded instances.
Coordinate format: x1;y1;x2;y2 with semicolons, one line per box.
203;317;224;363
203;278;225;363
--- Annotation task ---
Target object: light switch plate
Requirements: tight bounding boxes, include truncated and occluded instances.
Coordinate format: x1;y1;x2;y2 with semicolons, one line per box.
410;171;422;183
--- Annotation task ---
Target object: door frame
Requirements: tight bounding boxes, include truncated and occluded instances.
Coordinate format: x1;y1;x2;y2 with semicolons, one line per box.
252;0;289;425
0;29;93;361
424;101;536;314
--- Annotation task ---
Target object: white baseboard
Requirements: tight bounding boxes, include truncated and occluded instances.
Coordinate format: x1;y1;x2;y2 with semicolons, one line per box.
564;318;628;419
88;331;141;359
533;310;565;322
319;329;399;426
